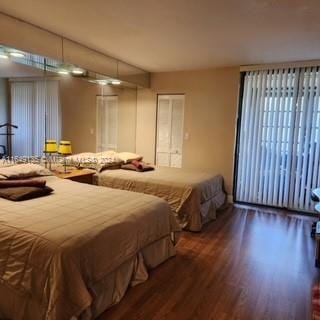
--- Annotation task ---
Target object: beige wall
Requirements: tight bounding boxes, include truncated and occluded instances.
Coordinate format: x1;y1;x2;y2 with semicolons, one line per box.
117;88;137;152
136;89;157;162
136;67;240;194
60;77;97;153
60;77;137;154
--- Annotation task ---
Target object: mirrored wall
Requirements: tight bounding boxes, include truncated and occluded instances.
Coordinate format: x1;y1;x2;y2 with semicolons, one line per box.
0;45;137;159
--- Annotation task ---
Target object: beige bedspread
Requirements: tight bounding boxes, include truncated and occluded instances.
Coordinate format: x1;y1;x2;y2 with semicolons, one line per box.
0;176;180;320
95;167;227;231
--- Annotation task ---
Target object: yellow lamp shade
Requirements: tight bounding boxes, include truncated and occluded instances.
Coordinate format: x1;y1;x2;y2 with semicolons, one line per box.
58;141;72;155
43;140;58;153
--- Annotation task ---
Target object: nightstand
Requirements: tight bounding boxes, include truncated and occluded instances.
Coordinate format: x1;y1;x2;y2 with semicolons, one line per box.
55;168;96;185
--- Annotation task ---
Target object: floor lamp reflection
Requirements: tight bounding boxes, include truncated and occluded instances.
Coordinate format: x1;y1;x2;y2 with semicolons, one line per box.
58;141;72;174
43;140;58;170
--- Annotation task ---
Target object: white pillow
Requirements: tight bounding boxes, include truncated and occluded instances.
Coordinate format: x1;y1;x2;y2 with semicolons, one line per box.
97;150;117;157
66;153;96;166
66;153;96;161
95;153;122;163
117;152;143;163
0;164;52;179
0;159;15;168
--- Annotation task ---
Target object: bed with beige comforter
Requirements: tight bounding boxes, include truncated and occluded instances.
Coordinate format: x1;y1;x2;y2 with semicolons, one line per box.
94;167;227;232
0;175;180;320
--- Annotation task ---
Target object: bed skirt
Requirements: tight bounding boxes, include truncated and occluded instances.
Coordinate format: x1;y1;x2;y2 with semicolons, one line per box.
0;235;176;320
180;187;227;232
94;170;227;232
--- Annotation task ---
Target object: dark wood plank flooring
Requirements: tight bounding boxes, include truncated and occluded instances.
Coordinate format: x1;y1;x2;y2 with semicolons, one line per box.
99;205;320;320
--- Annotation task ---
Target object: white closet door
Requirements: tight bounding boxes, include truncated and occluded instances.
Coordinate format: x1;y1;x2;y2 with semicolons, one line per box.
156;97;171;166
96;96;118;152
156;95;184;168
170;97;184;167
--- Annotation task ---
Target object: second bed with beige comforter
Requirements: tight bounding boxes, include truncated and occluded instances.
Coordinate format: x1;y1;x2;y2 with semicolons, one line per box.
94;167;227;232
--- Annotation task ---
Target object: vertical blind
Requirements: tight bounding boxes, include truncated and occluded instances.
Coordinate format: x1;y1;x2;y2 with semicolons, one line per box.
236;67;320;212
11;80;61;156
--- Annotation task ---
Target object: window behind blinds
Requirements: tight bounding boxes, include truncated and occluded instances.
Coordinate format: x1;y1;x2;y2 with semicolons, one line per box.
11;80;61;157
235;67;320;212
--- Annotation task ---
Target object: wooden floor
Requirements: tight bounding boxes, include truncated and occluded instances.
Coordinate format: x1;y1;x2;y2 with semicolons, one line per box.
99;205;320;320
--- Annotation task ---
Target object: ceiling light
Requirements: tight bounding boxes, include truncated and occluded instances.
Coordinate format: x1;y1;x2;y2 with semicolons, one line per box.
72;68;84;75
96;80;108;86
9;52;25;58
58;70;69;75
111;80;121;85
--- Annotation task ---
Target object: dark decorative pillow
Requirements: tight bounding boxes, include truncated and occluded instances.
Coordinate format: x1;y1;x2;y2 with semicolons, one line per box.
121;163;154;172
0;186;53;201
97;163;122;172
0;179;46;188
121;164;137;171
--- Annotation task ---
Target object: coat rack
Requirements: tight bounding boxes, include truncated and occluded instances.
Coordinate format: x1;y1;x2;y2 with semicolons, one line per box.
0;123;18;158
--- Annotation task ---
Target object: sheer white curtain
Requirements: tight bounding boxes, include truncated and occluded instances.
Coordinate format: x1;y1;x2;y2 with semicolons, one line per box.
236;67;320;212
11;82;34;156
11;80;61;157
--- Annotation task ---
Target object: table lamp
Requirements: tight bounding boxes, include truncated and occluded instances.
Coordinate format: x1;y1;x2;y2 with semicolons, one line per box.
58;140;72;173
43;139;58;170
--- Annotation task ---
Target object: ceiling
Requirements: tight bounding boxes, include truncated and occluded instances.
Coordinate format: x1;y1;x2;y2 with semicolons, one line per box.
0;0;319;72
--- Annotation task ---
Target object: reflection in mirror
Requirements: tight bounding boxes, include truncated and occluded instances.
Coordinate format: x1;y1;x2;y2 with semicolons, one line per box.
60;73;137;155
95;78;137;153
0;47;52;158
0;45;137;162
